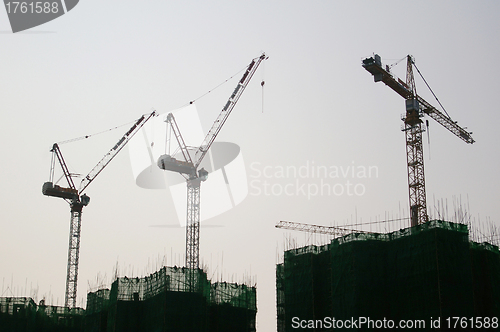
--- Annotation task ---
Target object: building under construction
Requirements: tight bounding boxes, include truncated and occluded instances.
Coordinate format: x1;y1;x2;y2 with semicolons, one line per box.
86;266;256;332
276;220;500;331
0;297;85;332
1;266;256;332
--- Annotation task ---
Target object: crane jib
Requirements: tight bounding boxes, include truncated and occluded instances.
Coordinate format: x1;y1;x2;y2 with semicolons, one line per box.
362;54;474;144
112;115;147;150
80;112;155;192
192;53;267;169
125;115;145;137
239;60;256;84
231;84;242;100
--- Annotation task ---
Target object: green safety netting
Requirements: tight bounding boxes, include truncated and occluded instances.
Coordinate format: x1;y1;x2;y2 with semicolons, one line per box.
277;220;500;331
1;266;256;332
0;297;84;332
86;266;256;332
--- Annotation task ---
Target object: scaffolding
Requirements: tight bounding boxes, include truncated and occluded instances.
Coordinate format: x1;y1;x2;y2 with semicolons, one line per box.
0;297;84;332
209;282;257;332
86;266;256;332
0;297;37;332
0;265;256;331
277;220;500;331
211;281;256;309
85;289;109;332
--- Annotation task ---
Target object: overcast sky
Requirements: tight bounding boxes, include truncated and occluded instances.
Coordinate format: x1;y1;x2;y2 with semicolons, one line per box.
1;1;499;330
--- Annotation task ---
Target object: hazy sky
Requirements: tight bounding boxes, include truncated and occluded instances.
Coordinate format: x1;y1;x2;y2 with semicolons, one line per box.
1;1;499;330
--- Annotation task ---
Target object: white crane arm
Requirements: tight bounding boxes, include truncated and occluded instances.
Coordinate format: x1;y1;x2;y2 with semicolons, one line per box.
79;111;156;193
193;53;267;168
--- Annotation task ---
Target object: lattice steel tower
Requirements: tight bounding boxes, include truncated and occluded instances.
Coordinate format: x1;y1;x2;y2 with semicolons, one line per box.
362;54;474;227
158;53;267;290
43;111;156;307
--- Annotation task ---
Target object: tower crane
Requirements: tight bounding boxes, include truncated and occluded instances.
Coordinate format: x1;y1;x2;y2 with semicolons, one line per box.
276;220;372;237
42;111;156;308
157;53;267;290
362;54;474;227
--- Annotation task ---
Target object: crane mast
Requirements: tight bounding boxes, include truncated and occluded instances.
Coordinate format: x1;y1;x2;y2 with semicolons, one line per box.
403;55;428;226
362;54;474;226
43;111;156;308
157;53;267;291
158;112;208;291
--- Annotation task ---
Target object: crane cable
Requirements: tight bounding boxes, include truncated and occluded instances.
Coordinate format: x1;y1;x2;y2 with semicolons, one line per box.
261;58;266;113
387;56;406;70
341;216;410;228
183;65;248;107
412;61;452;120
56;118;138;145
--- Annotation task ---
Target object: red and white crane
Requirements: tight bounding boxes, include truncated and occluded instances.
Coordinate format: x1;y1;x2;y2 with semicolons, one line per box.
42;111;156;308
157;53;267;290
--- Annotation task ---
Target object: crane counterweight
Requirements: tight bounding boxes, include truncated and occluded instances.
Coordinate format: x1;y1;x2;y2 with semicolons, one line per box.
42;182;79;201
157;154;196;176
